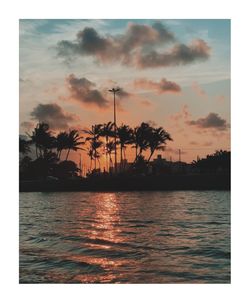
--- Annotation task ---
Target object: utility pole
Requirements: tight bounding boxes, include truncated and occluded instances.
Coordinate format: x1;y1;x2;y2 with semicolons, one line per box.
108;87;120;174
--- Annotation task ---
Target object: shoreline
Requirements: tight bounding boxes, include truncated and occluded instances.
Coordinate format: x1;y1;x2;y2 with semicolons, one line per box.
20;174;230;192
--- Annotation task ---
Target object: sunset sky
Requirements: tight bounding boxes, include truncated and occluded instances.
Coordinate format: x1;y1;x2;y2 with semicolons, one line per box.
19;19;230;164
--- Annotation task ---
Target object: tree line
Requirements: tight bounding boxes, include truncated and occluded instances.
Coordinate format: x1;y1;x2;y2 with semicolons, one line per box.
19;121;173;179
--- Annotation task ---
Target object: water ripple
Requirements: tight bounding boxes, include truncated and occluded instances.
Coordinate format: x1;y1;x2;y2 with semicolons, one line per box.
20;191;230;283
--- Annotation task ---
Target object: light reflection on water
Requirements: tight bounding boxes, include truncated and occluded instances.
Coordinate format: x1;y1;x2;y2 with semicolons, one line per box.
19;191;230;283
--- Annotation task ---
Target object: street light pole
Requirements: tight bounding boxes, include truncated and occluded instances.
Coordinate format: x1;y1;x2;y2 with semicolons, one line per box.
109;87;120;174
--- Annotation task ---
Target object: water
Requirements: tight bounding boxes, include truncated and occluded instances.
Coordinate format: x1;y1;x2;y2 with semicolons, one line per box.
19;191;230;283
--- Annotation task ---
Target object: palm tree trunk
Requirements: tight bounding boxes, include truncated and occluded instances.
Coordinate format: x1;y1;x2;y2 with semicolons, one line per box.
109;154;113;174
147;149;155;163
120;145;123;172
106;137;108;172
133;145;138;163
57;150;61;160
65;148;70;160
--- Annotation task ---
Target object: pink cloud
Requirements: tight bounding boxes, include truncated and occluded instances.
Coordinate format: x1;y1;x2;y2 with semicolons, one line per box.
134;77;181;94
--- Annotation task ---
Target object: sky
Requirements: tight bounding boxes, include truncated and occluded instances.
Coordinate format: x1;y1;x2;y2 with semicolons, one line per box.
19;19;230;164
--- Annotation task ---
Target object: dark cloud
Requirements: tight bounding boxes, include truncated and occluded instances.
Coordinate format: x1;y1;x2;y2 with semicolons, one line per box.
187;113;229;130
30;103;78;130
134;77;181;94
55;22;210;69
120;22;175;53
116;87;131;98
136;39;210;68
67;74;109;108
66;75;130;108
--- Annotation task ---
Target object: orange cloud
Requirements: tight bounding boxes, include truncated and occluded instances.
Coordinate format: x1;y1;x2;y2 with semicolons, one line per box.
134;77;181;94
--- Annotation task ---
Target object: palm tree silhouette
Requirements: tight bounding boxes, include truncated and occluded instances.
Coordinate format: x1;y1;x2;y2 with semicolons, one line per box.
56;131;68;160
99;122;115;171
19;137;32;155
106;141;116;172
87;147;95;170
92;140;103;169
132;122;151;162
84;124;103;170
65;130;85;161
28;123;55;158
117;124;133;171
147;127;173;162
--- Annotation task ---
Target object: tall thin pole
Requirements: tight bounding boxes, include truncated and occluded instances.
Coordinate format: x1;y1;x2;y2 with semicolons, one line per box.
109;88;120;174
179;149;181;162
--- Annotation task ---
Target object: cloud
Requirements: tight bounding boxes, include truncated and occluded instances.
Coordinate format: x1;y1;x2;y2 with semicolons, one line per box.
116;87;131;98
30;103;78;130
192;82;207;97
136;39;210;68
187;112;229;130
66;74;109;108
134;77;181;94
169;104;190;123
66;74;131;109
56;22;210;69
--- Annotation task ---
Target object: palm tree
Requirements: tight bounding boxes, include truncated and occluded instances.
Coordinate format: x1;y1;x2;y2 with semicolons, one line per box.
65;130;85;161
28;123;55;158
106;141;116;172
132;122;151;162
56;131;68;160
84;124;103;141
147;127;173;162
84;124;103;170
91;140;103;170
117;124;133;171
99;122;114;171
19;137;31;155
87;148;94;170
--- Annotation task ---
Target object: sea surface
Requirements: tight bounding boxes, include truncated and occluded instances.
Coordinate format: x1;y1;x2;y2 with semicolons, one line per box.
19;191;230;283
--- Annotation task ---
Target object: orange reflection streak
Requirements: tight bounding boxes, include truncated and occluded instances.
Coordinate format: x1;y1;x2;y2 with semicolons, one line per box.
71;193;129;282
87;193;123;244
